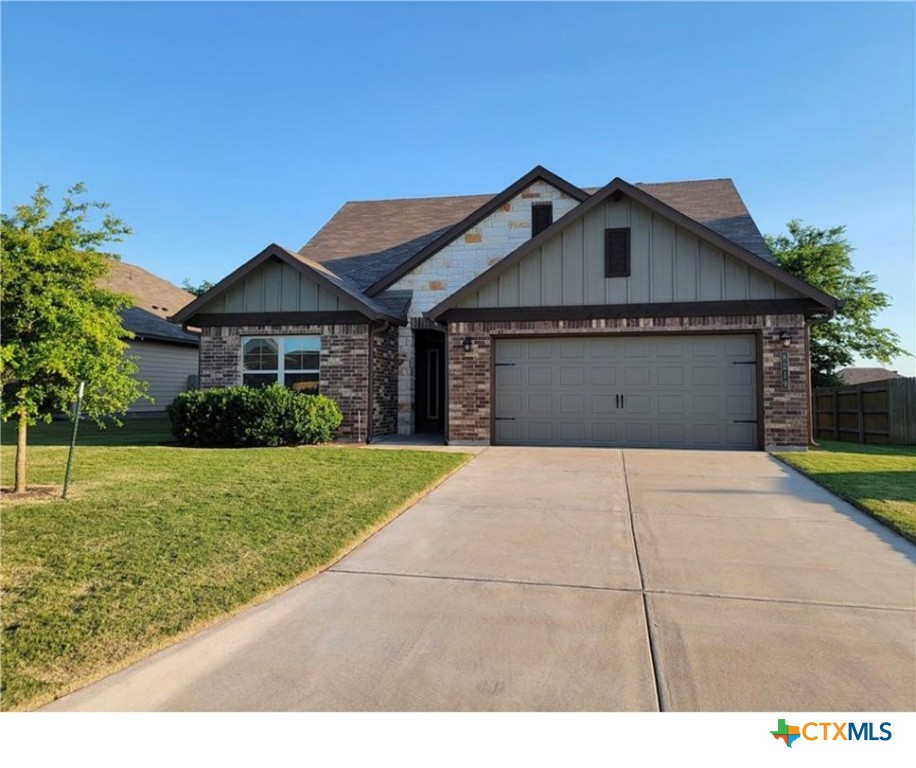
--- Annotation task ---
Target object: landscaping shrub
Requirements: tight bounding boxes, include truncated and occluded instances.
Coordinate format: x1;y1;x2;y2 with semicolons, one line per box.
168;384;343;447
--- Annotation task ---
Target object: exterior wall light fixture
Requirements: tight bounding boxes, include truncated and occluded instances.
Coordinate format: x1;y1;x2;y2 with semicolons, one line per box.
462;336;473;353
779;331;793;347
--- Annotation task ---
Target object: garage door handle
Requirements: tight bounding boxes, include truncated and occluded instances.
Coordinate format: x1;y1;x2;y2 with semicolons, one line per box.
732;361;756;365
494;417;516;421
495;363;516;367
733;419;758;424
620;394;625;409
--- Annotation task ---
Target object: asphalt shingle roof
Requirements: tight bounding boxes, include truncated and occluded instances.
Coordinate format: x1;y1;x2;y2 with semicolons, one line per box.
298;178;775;293
102;260;199;345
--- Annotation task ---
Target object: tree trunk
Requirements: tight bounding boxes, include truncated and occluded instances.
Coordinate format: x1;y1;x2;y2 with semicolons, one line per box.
15;411;27;494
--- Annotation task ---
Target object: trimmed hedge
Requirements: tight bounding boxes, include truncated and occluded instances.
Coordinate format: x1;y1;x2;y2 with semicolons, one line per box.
168;384;343;447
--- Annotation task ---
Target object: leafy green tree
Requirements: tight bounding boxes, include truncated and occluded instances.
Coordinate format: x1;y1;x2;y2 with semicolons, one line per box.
181;278;215;297
1;184;146;493
766;220;911;388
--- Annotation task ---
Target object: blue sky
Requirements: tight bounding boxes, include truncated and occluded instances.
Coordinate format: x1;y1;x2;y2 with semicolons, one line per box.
3;2;914;373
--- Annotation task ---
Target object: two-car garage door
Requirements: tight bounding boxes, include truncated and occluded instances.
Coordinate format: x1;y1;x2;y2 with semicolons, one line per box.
493;335;758;449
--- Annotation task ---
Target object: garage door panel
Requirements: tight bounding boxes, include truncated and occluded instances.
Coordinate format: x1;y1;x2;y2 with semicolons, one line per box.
725;336;755;357
559;394;585;413
590;366;616;386
592;394;617;414
727;366;754;386
625;394;652;414
493;334;757;449
657;366;684;386
658;423;687;446
657;394;685;415
560;367;585;386
625;367;650;386
528;394;552;414
527;367;552;386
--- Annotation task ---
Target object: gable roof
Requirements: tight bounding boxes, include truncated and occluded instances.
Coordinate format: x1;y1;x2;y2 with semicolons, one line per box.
298;176;776;298
170;243;404;325
426;177;839;320
101;260;199;345
299;165;588;294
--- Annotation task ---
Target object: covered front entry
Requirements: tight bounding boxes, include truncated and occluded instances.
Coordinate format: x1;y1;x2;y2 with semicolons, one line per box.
493;334;759;449
414;329;446;433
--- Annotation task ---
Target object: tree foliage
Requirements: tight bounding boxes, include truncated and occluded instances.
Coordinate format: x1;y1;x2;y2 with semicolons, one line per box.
181;278;215;297
1;183;146;491
766;220;911;388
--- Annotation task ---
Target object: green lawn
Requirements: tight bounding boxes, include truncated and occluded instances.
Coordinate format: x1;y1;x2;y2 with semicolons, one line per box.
775;441;916;542
0;418;469;710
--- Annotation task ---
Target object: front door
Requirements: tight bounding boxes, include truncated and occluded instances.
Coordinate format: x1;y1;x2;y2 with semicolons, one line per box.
415;330;445;433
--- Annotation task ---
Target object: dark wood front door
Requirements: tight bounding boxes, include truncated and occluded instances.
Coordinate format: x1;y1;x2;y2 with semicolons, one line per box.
415;330;445;433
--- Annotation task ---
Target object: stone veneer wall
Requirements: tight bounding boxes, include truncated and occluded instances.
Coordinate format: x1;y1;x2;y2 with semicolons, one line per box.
447;313;809;450
391;180;581;317
371;324;399;437
199;323;370;441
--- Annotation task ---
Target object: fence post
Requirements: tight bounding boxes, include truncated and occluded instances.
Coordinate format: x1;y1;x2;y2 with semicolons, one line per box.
857;389;865;443
832;391;839;440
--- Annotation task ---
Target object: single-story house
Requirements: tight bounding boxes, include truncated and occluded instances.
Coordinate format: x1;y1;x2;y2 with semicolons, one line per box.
172;166;839;450
836;367;904;386
104;261;200;414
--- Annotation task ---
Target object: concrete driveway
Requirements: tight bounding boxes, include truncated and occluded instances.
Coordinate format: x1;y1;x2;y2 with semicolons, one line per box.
46;447;915;711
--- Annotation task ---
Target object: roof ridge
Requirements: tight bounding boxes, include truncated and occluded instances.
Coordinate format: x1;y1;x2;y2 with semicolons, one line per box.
343;192;496;205
636;177;736;186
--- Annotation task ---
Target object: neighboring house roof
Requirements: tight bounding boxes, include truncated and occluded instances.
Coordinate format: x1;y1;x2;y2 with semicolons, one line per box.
171;243;405;325
836;367;904;386
121;306;200;346
102;260;199;345
426;177;839;320
298;174;776;297
103;260;196;319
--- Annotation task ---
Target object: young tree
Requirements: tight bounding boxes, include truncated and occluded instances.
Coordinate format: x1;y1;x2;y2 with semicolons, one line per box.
766;220;911;388
1;184;147;493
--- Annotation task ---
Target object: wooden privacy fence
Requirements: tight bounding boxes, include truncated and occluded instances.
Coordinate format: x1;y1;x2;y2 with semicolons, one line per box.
813;377;916;445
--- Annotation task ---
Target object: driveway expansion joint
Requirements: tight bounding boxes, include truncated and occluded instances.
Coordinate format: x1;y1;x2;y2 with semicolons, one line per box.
622;449;666;712
328;567;643;594
644;588;916;613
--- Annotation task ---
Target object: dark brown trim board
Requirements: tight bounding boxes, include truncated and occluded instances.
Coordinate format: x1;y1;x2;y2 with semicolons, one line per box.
365;165;589;296
755;330;765;450
188;311;370;327
426;178;839;319
436;298;823;324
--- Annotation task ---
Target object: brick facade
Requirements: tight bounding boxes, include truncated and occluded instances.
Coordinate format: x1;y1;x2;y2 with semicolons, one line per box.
371;324;399;437
199;323;370;441
447;313;810;450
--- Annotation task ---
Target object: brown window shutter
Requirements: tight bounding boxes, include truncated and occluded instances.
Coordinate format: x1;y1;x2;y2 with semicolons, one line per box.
531;203;553;237
605;228;630;277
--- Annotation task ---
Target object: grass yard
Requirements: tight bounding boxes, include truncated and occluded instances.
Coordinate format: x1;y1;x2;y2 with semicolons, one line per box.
0;418;469;710
775;440;916;542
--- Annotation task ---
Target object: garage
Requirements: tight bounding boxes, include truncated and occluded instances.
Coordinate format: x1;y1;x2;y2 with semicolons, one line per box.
493;334;759;449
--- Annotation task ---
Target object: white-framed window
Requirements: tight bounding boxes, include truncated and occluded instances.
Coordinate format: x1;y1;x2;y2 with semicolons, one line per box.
241;335;320;393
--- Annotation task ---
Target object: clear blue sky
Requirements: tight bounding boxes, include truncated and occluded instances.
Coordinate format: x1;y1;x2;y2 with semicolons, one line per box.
3;2;914;374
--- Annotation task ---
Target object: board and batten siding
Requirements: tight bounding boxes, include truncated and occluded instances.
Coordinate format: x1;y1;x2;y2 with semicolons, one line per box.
196;257;345;314
128;340;199;413
458;197;800;309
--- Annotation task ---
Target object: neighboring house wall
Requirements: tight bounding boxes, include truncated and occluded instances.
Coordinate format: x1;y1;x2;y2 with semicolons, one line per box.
128;340;199;414
391;180;581;317
372;324;399;436
199;323;370;440
446;313;809;450
458;196;799;309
